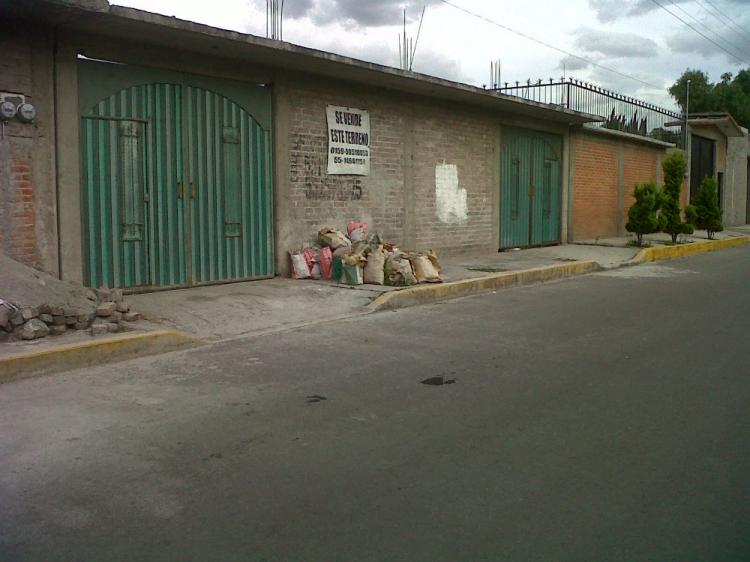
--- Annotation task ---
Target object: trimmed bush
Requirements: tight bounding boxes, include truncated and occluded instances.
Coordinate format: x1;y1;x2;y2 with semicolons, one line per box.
692;177;723;239
626;182;661;246
660;152;694;243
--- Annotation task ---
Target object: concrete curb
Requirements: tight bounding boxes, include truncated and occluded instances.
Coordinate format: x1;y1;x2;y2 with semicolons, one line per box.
369;260;601;312
630;235;749;264
0;329;197;384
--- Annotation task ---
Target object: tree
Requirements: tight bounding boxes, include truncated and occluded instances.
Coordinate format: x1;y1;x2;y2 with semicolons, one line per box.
626;182;661;246
669;68;750;129
692;177;723;239
660;152;694;243
669;69;716;115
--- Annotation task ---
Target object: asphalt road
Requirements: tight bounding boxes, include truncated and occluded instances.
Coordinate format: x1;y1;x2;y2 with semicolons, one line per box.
2;247;749;561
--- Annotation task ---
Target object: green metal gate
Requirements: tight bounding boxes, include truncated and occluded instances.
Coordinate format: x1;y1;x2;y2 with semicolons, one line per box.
79;60;273;289
500;128;561;249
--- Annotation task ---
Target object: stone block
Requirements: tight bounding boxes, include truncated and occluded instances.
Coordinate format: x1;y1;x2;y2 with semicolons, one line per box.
17;319;50;340
74;321;89;330
50;306;64;316
78;312;94;323
0;307;9;330
96;302;116;317
111;288;124;304
21;307;39;321
122;311;140;322
111;311;122;322
39;313;54;324
107;322;119;333
63;307;77;317
65;316;77;326
89;322;109;336
0;331;9;343
52;315;67;325
85;289;98;302
50;325;67;336
38;304;51;314
116;302;130;313
10;311;25;327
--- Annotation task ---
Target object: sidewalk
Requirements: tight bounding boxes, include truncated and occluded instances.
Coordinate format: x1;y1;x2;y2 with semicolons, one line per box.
127;244;640;342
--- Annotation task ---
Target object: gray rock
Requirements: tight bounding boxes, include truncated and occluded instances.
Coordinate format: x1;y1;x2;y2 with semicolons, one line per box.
111;311;123;322
18;318;50;340
122;311;140;322
116;301;130;313
21;307;39;321
52;315;67;325
11;311;25;327
50;306;64;316
107;322;120;333
38;304;51;314
85;289;98;302
111;288;124;304
89;322;109;336
74;321;89;330
0;307;9;330
63;307;77;317
78;312;94;323
96;302;116;317
96;286;111;302
0;331;9;343
39;313;54;324
50;324;67;335
65;316;77;326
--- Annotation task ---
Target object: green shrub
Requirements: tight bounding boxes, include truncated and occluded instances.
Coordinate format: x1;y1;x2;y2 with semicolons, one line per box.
660;152;694;243
626;182;661;246
692;177;723;239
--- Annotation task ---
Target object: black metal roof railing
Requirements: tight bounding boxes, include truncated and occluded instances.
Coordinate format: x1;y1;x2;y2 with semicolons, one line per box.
494;78;684;147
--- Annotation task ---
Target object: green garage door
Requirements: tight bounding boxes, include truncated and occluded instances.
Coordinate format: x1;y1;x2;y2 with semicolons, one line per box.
500;128;562;249
79;60;273;289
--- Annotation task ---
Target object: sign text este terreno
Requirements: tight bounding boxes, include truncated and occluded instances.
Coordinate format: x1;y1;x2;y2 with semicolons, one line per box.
326;105;370;176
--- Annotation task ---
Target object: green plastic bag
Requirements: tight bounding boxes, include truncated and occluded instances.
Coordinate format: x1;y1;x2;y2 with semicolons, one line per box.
331;255;343;282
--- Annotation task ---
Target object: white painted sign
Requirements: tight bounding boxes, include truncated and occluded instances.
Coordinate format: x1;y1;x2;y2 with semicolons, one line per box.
435;162;468;224
326;105;370;175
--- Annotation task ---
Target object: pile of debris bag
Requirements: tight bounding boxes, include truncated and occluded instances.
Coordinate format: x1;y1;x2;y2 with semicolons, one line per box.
289;221;442;286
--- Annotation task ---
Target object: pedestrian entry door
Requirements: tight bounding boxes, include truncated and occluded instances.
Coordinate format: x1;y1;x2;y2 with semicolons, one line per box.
78;60;274;290
500;128;562;249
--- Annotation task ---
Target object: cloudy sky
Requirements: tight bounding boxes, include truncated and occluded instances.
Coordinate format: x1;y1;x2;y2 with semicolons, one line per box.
114;0;750;109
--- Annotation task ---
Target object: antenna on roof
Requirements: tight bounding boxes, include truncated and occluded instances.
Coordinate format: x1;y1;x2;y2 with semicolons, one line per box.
490;59;501;89
266;0;284;40
398;5;427;71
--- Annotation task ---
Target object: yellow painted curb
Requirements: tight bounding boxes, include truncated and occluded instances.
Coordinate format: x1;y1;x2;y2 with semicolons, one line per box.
0;329;196;384
632;235;749;263
370;260;600;312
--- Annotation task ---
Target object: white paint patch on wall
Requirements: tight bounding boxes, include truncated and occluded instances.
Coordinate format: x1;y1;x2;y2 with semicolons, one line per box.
435;162;468;224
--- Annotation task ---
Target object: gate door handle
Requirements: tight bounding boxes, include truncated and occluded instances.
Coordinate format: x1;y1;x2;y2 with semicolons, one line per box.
190;182;196;199
177;181;184;199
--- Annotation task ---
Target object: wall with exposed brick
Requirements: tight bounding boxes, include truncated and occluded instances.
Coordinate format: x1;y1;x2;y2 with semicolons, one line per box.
0;21;57;273
571;132;619;240
571;128;669;241
274;74;519;274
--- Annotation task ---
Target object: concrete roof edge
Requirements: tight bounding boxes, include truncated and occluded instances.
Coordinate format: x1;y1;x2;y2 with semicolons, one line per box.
98;4;600;124
578;123;676;148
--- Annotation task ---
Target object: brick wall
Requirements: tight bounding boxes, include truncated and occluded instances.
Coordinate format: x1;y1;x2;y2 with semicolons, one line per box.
622;144;658;231
572;129;667;241
278;76;499;272
572;133;619;240
0;21;55;272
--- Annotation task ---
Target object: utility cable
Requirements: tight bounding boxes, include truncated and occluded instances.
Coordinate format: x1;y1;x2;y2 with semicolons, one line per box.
435;0;665;89
699;0;750;44
648;0;750;66
665;0;750;61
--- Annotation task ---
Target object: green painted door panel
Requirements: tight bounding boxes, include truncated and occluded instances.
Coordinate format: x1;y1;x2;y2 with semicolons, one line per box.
184;86;274;284
81;83;186;288
80;60;274;289
500;128;562;249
